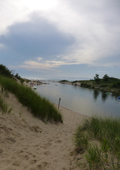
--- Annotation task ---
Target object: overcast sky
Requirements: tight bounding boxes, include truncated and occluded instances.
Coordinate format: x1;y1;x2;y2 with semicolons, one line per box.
0;0;120;80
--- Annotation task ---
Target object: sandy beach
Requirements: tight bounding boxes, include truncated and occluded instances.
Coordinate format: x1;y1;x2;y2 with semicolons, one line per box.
0;91;88;170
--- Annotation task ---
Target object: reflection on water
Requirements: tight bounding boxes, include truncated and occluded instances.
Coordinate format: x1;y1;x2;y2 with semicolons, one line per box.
101;91;108;102
93;89;99;100
36;82;120;119
111;93;119;101
93;89;119;103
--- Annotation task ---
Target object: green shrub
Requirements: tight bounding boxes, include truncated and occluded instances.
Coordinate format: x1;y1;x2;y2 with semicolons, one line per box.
81;83;92;88
0;64;13;78
112;81;120;89
100;84;108;87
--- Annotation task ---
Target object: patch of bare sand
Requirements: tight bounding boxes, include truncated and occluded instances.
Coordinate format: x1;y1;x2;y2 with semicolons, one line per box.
0;91;89;170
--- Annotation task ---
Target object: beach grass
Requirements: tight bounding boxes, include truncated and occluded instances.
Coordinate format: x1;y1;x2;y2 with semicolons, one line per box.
0;76;63;123
74;117;120;169
0;94;12;114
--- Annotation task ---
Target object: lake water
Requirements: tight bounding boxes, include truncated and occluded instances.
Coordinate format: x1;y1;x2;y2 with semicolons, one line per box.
35;82;120;118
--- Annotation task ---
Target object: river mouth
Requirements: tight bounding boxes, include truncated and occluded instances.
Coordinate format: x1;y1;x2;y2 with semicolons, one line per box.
35;82;120;119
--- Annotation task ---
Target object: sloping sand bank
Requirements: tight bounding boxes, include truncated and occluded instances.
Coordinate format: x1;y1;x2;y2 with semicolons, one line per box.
0;92;88;170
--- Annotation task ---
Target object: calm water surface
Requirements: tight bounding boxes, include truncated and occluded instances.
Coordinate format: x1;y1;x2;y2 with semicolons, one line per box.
35;82;120;118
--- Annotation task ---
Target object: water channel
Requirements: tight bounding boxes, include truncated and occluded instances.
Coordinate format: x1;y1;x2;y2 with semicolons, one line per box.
35;82;120;118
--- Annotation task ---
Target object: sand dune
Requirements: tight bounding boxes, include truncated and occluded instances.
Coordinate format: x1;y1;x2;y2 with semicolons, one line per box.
0;91;88;170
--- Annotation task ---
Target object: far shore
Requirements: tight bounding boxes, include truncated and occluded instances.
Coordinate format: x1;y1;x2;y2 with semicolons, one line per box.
59;79;120;94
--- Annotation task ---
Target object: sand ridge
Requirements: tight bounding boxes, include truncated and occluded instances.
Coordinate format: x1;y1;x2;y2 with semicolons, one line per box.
0;91;88;170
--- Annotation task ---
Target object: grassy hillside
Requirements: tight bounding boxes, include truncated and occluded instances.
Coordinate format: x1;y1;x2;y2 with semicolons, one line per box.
0;76;63;123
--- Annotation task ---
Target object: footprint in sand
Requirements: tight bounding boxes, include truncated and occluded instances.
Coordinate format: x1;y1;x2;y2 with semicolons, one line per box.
0;149;3;153
55;139;62;143
30;159;37;164
62;168;67;170
37;161;50;169
41;145;47;150
13;160;21;166
6;138;16;144
3;168;16;170
44;151;51;156
32;154;36;158
29;168;36;170
36;164;42;169
48;139;53;142
42;142;52;149
18;153;30;160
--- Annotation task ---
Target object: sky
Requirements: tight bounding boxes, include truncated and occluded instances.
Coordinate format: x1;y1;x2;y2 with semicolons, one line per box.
0;0;120;80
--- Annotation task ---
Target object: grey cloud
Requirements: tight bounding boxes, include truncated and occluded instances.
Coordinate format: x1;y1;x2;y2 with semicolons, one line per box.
94;55;120;67
0;14;75;62
62;0;120;64
64;0;120;26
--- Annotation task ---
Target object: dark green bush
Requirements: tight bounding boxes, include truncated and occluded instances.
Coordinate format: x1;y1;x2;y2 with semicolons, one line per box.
100;84;108;87
112;81;120;88
0;64;13;78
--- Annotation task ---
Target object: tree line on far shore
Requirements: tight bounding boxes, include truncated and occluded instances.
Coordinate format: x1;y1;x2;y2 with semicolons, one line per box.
94;74;120;88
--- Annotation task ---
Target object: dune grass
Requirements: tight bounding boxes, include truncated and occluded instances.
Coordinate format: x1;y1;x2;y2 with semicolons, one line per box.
0;94;12;114
0;76;63;123
74;117;120;169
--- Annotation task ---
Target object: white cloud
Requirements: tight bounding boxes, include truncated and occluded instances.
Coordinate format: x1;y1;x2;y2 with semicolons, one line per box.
20;60;61;71
37;57;43;61
0;0;59;35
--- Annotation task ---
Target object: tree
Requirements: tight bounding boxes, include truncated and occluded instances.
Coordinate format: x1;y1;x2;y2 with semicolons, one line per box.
15;73;20;79
94;74;100;83
0;64;12;78
103;74;109;81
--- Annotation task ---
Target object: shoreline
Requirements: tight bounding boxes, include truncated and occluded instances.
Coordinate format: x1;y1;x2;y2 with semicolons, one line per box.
53;102;90;119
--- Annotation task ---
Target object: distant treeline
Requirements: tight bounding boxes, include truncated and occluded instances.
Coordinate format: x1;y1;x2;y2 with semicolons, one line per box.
59;74;120;93
59;80;69;83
